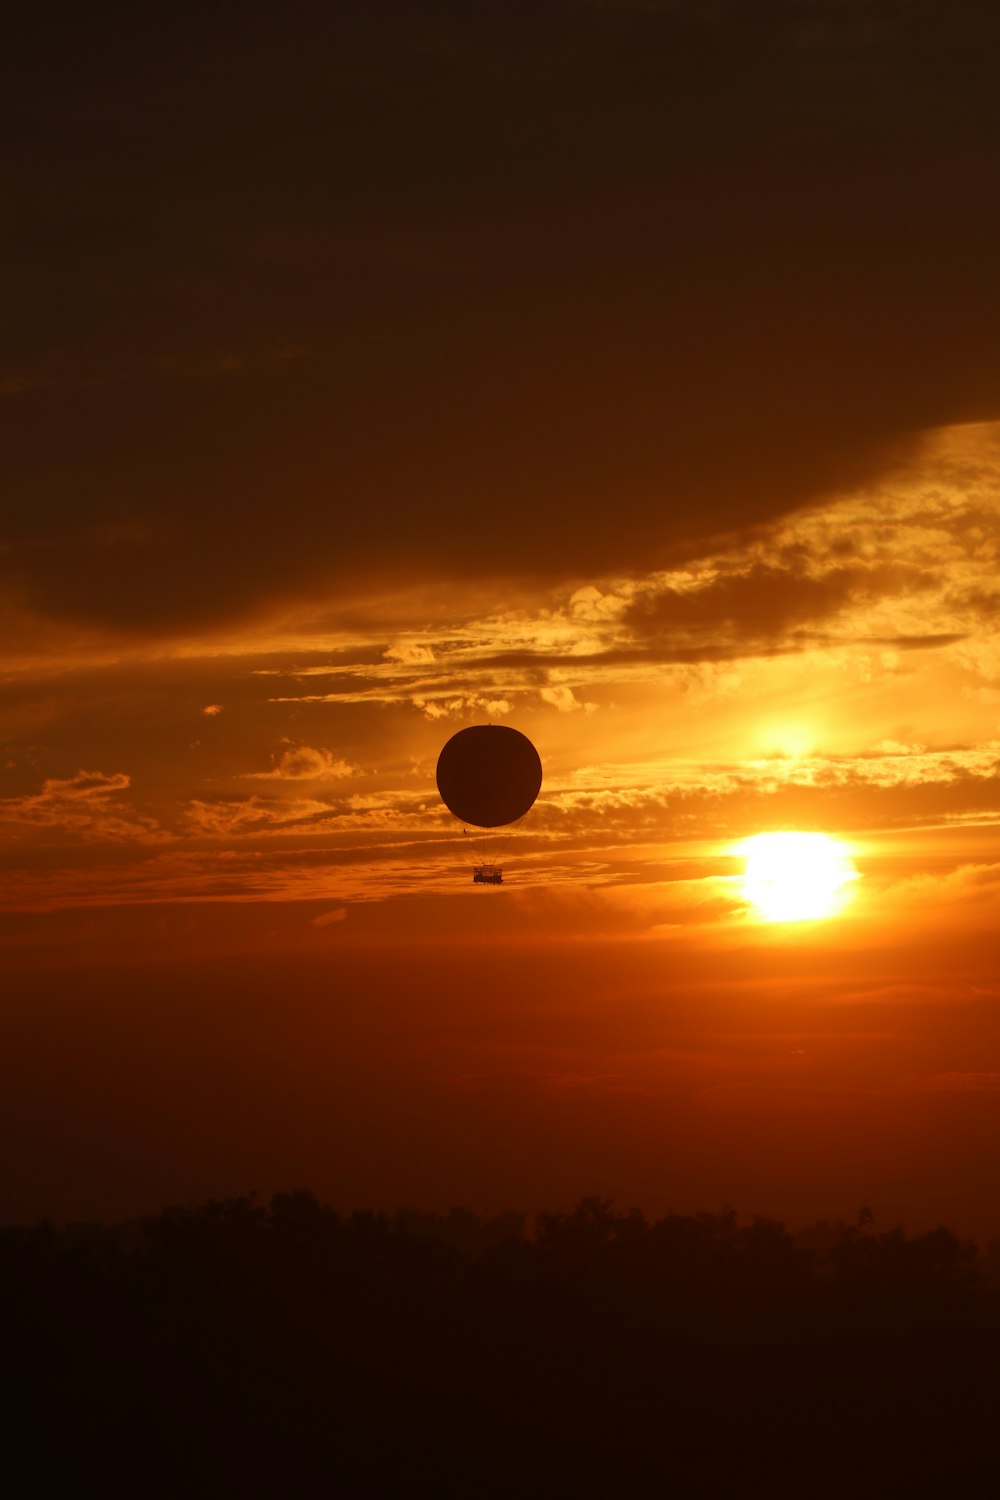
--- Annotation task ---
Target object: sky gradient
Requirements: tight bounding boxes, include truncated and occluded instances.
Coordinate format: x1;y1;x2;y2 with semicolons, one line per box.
3;0;1000;1237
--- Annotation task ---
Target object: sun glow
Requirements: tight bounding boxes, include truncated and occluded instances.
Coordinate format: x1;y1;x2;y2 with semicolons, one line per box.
740;832;858;923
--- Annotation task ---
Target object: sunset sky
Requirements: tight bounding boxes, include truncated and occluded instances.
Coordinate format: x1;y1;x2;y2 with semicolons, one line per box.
4;0;1000;1238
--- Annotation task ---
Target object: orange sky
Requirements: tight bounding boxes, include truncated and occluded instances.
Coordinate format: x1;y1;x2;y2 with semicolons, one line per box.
3;2;1000;1235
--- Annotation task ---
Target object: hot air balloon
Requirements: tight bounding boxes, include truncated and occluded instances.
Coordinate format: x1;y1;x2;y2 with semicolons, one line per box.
436;724;542;884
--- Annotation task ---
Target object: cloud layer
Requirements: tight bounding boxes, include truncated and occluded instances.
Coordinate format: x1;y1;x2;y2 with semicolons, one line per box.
2;422;999;927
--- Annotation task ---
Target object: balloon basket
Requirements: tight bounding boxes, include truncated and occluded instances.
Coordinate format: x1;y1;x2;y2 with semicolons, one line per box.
472;865;503;886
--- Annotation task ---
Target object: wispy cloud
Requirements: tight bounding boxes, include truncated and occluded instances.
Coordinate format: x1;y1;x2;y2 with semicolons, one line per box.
244;743;356;782
0;771;167;844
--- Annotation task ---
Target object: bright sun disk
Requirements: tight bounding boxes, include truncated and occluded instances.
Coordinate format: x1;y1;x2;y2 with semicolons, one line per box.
740;832;858;923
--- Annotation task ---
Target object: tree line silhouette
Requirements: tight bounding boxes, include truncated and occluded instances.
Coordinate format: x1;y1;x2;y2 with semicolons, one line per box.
6;1192;1000;1495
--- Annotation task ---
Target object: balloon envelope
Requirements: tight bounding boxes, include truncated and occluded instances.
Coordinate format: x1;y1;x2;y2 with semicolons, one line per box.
436;725;542;829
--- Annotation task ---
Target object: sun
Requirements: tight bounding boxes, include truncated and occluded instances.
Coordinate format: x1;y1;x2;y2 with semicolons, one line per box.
739;832;858;923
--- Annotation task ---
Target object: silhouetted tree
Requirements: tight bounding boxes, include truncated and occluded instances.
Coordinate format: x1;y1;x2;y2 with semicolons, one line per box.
3;1193;999;1495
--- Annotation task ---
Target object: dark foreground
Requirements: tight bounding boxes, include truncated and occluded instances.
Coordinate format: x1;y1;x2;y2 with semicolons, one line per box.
7;1194;999;1496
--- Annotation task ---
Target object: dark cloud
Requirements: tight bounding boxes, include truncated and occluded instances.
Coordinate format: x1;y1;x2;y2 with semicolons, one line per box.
625;561;932;645
5;0;1000;631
